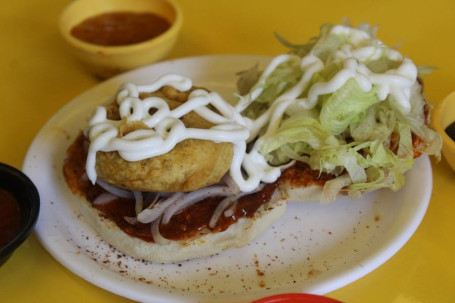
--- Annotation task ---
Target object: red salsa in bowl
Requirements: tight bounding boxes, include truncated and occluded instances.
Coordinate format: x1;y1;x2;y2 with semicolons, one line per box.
0;163;40;267
59;0;183;78
0;189;21;248
70;11;171;46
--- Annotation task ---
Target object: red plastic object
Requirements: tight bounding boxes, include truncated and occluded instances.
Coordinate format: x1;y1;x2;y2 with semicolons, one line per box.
252;293;343;303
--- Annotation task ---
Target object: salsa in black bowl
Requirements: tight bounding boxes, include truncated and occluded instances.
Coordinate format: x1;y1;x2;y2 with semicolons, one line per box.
0;162;40;267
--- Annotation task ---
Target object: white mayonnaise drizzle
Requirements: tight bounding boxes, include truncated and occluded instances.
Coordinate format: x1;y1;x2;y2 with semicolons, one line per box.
235;24;419;163
236;25;418;117
86;24;420;199
85;74;280;193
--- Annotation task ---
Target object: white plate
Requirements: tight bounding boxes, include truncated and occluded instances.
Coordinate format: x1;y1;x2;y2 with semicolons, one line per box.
23;55;433;303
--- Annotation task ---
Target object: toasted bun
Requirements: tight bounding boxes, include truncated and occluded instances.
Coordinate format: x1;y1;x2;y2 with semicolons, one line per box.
75;191;286;263
278;182;324;203
279;176;353;204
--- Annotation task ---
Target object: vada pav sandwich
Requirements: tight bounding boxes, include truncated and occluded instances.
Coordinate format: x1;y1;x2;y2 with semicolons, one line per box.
63;21;441;263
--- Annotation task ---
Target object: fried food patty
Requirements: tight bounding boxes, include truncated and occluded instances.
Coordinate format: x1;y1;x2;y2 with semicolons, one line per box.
94;86;234;192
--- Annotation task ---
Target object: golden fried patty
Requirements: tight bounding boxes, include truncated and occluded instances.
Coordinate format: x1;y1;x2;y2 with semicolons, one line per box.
94;86;233;192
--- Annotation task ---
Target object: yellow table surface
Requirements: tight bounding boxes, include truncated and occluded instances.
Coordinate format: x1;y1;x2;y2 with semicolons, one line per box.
1;0;454;302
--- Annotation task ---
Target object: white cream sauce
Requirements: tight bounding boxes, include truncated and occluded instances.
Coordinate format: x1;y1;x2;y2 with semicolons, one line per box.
85;74;279;193
236;24;419;164
86;24;420;194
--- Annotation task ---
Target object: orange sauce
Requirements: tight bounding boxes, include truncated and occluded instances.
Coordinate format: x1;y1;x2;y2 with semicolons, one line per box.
70;11;171;46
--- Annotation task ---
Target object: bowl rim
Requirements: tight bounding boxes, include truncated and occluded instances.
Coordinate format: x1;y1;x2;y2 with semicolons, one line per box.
0;162;40;256
58;0;183;54
432;91;455;152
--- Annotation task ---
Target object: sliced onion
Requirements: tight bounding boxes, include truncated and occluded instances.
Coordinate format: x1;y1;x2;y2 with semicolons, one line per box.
143;192;159;208
162;185;233;224
96;178;134;199
133;191;143;216
123;216;137;225
222;173;240;195
223;200;238;217
321;174;352;204
137;192;184;223
209;196;237;228
208;183;265;228
151;217;170;245
93;192;118;205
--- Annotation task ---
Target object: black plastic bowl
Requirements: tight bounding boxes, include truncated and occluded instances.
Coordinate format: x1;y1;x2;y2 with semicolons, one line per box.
0;162;40;267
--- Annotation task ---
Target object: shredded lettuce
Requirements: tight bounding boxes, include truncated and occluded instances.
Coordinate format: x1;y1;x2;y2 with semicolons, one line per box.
319;78;380;135
259;114;338;153
236;21;442;202
241;59;302;119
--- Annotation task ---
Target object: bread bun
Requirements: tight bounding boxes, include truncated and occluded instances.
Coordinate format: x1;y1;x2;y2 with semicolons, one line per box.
75;190;286;263
279;183;324;203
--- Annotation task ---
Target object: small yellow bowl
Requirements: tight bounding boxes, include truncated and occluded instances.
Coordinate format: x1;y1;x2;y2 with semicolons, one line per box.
432;91;455;171
59;0;182;78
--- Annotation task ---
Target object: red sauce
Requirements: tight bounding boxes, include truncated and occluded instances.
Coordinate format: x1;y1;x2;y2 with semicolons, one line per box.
279;161;334;187
90;182;279;242
0;189;21;248
160;182;278;240
63;133;279;242
70;11;171;46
